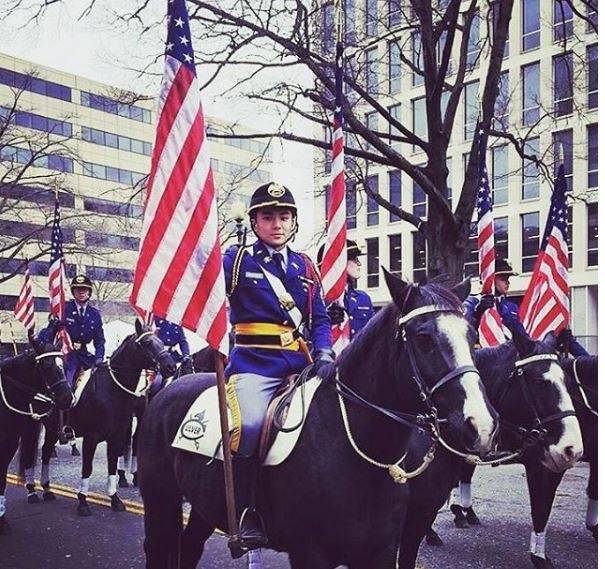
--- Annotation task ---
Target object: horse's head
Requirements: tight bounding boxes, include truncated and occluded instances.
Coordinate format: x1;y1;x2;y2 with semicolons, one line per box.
30;338;73;410
506;329;583;472
133;319;177;378
384;270;497;456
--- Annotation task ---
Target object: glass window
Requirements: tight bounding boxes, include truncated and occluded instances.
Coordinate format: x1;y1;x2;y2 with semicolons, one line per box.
494;216;508;260
412;232;427;283
522;0;541;51
366;237;379;288
522;62;540;125
91;128;104;145
522;137;540;200
106;166;121;183
346;182;357;229
553;53;573;117
587;203;598;266
494;71;509;130
522;212;540;272
366;0;378;36
587;0;597;30
553;129;573;188
322;4;335;53
464;81;479;140
345;0;356;43
388;104;401;150
389;0;401;27
389;234;402;278
366;47;379;95
491;144;508;205
143;141;152;156
553;0;573;41
119;169;133;185
15;111;32;128
131;139;144;155
366;175;379;226
587;45;597;109
588;124;597;189
413;179;427;218
466;12;481;70
413;97;426;148
389;170;402;222
464;223;479;277
118;135;131;151
388;40;401;94
412;31;423;86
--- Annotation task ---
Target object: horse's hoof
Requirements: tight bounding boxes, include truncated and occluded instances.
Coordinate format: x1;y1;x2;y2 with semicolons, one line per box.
530;554;554;568
110;494;126;512
43;491;56;502
0;516;10;534
77;493;92;517
587;523;597;540
71;445;80;457
425;528;444;546
51;447;58;458
27;493;40;504
117;470;129;488
464;506;481;526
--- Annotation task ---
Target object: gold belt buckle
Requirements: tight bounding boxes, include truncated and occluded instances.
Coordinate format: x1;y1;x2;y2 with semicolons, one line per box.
280;331;294;347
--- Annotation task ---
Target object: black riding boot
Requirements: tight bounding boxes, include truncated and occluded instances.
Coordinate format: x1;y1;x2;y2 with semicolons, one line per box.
229;457;267;558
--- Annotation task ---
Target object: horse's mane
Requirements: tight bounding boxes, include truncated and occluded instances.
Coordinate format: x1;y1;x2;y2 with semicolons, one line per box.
0;350;34;368
110;333;137;361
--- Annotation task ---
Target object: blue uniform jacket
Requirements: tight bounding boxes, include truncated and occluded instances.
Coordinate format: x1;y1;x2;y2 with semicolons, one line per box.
223;241;331;379
154;317;190;361
344;286;374;339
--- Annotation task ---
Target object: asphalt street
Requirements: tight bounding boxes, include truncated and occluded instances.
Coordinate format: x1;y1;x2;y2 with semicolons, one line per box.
2;440;597;569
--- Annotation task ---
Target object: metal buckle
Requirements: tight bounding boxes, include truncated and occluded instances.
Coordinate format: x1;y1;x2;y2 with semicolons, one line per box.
280;331;294;347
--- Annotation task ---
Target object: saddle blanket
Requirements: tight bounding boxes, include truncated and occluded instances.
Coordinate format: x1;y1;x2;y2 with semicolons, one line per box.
172;376;322;466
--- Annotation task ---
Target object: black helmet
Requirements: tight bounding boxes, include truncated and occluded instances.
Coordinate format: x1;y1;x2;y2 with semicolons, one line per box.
70;274;93;291
247;183;297;216
494;258;517;277
317;239;365;266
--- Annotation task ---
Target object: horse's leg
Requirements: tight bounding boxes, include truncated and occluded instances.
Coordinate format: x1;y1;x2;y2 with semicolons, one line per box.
399;509;441;569
0;435;20;534
450;463;477;528
350;540;398;569
586;456;598;539
18;420;40;504
106;435;126;512
118;415;133;488
77;435;98;516
288;547;334;569
41;415;59;501
525;462;564;568
178;508;214;569
131;408;142;487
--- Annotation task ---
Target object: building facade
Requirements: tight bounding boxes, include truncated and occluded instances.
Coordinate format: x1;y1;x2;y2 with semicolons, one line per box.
313;0;598;352
0;52;272;344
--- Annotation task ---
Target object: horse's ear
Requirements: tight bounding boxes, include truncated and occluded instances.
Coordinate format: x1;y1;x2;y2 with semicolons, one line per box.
382;267;412;312
542;331;558;350
30;335;41;353
511;327;535;357
135;318;143;336
451;277;471;303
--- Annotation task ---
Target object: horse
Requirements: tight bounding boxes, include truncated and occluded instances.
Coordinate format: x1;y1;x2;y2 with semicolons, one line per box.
63;319;175;516
0;339;73;533
561;355;598;539
398;331;584;569
138;272;499;569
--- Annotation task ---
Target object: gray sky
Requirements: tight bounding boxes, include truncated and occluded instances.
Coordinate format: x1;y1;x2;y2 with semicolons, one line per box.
0;0;317;248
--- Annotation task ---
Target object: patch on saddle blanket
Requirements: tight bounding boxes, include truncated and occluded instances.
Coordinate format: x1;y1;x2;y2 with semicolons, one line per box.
71;369;93;407
171;376;323;466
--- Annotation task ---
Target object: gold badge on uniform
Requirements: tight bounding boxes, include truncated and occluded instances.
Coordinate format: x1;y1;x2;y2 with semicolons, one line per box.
278;292;295;311
268;183;286;198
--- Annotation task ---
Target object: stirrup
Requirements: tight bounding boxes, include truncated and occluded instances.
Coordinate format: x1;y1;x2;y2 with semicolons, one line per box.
59;425;76;443
227;507;267;558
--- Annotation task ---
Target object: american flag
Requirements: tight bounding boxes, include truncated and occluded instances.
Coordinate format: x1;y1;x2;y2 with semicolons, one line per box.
14;265;35;332
319;23;350;355
519;165;570;339
130;0;228;354
48;196;72;352
476;131;506;347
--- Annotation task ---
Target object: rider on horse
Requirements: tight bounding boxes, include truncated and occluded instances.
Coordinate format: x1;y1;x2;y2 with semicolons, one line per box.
223;182;333;552
317;239;374;338
153;316;191;364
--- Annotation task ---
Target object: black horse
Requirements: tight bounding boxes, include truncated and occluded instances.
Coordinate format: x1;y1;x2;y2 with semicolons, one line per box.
66;320;175;516
0;339;73;533
398;331;583;569
138;273;498;569
562;355;598;539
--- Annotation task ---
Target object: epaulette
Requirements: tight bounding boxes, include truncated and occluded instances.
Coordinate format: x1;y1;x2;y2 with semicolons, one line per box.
229;245;251;296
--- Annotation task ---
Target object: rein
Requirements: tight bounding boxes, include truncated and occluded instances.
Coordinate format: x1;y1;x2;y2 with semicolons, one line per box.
0;351;69;420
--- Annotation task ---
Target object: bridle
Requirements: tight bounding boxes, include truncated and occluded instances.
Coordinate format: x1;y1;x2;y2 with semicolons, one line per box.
333;304;488;483
106;331;170;398
497;353;578;455
0;351;72;420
